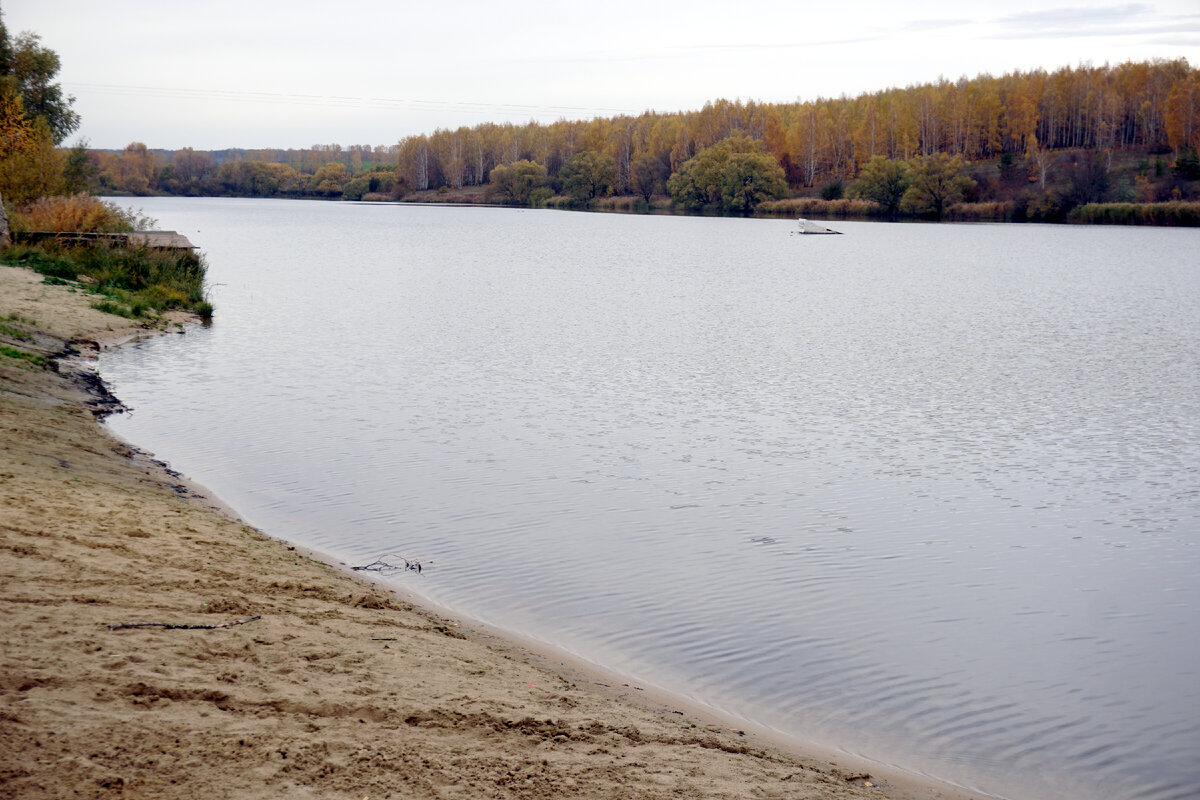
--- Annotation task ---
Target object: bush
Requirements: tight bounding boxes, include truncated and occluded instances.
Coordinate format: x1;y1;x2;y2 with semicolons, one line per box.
819;178;844;200
4;241;210;318
10;194;151;233
1173;149;1200;180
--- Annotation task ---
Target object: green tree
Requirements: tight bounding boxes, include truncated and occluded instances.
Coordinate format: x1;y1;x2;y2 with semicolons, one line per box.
2;31;79;144
667;135;787;213
341;174;370;201
1064;150;1110;206
487;159;548;206
62;139;98;193
1173;148;1200;180
560;151;615;204
214;160;301;196
901;153;974;219
819;177;844;200
720;151;789;214
848;156;910;217
632;154;668;202
364;169;395;195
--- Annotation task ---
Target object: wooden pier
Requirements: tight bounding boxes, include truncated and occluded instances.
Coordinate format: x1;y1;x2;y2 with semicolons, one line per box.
15;230;197;251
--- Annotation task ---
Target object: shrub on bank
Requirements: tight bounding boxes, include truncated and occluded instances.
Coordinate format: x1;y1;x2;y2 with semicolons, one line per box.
2;241;211;320
9;194;151;234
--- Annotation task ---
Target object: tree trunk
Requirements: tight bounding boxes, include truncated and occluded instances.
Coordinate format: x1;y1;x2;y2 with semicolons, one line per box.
0;194;10;249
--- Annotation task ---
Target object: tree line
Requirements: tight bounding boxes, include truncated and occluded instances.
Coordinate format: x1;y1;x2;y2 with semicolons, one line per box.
4;27;1197;222
76;58;1198;219
387;58;1198;197
89;143;400;200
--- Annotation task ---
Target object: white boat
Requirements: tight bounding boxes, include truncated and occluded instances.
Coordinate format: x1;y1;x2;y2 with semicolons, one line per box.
797;218;841;235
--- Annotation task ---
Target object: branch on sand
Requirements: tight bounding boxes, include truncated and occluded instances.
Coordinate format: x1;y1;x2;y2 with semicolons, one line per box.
352;554;427;575
108;615;262;631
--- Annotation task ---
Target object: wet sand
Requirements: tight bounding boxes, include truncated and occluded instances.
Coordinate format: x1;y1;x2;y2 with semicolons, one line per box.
0;263;980;799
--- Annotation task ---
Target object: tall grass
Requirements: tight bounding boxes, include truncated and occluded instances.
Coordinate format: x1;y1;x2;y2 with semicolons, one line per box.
1067;201;1200;226
3;194;209;320
2;241;211;320
756;198;885;219
943;202;1017;222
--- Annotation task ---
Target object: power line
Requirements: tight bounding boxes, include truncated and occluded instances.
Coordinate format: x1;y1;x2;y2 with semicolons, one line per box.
65;82;641;118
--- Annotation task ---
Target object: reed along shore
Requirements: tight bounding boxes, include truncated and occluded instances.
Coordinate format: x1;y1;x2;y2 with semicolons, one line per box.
1;263;981;800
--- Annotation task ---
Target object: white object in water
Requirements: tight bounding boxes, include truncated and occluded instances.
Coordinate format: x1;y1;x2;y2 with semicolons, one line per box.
797;218;842;234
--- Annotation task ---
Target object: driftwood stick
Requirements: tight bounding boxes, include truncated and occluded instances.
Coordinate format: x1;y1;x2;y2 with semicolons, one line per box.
351;553;426;575
108;615;261;631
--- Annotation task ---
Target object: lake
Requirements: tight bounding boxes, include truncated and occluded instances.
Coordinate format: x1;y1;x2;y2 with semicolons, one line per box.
100;198;1200;800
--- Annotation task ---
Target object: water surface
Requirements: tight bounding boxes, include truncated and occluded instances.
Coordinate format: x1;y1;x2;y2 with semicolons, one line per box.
101;199;1200;800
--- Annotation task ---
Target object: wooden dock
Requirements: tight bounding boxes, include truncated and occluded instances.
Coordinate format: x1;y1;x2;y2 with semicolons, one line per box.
15;230;197;251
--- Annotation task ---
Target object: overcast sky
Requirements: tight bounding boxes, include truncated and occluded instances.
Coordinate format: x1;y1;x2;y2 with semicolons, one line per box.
7;0;1199;151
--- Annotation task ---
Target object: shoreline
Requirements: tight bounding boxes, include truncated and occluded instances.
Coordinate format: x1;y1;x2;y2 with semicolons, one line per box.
1;262;987;800
102;190;1200;227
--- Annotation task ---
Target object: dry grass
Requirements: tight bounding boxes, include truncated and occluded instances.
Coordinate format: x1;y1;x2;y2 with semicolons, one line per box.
11;194;149;233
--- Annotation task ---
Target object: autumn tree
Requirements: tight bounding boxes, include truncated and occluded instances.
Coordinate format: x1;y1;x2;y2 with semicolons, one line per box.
0;88;31;161
1165;73;1199;153
848;155;910;217
169;147;215;195
310;162;347;197
901;153;975;219
101;142;157;195
1027;138;1051;189
0;9;76;204
0;110;62;203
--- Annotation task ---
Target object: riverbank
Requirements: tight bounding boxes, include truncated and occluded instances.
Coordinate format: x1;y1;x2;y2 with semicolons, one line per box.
0;262;987;800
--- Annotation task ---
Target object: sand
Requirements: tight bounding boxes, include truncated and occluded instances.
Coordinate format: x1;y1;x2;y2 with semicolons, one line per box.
0;263;976;800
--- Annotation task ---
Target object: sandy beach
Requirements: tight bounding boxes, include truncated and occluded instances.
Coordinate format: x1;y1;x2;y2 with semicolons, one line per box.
0;263;980;800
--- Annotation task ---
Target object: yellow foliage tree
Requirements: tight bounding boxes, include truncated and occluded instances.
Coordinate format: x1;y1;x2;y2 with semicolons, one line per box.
1165;74;1200;152
0;92;63;205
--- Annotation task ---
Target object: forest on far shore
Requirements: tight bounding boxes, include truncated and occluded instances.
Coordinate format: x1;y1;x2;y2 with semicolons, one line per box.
37;58;1200;223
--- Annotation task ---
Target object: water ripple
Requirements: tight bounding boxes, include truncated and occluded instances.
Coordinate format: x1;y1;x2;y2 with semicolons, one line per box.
102;201;1200;800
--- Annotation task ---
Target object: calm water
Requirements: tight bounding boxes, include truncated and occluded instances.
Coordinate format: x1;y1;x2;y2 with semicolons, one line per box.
101;198;1200;800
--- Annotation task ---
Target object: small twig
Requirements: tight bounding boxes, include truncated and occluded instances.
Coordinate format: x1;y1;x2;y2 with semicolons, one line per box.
108;615;261;631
